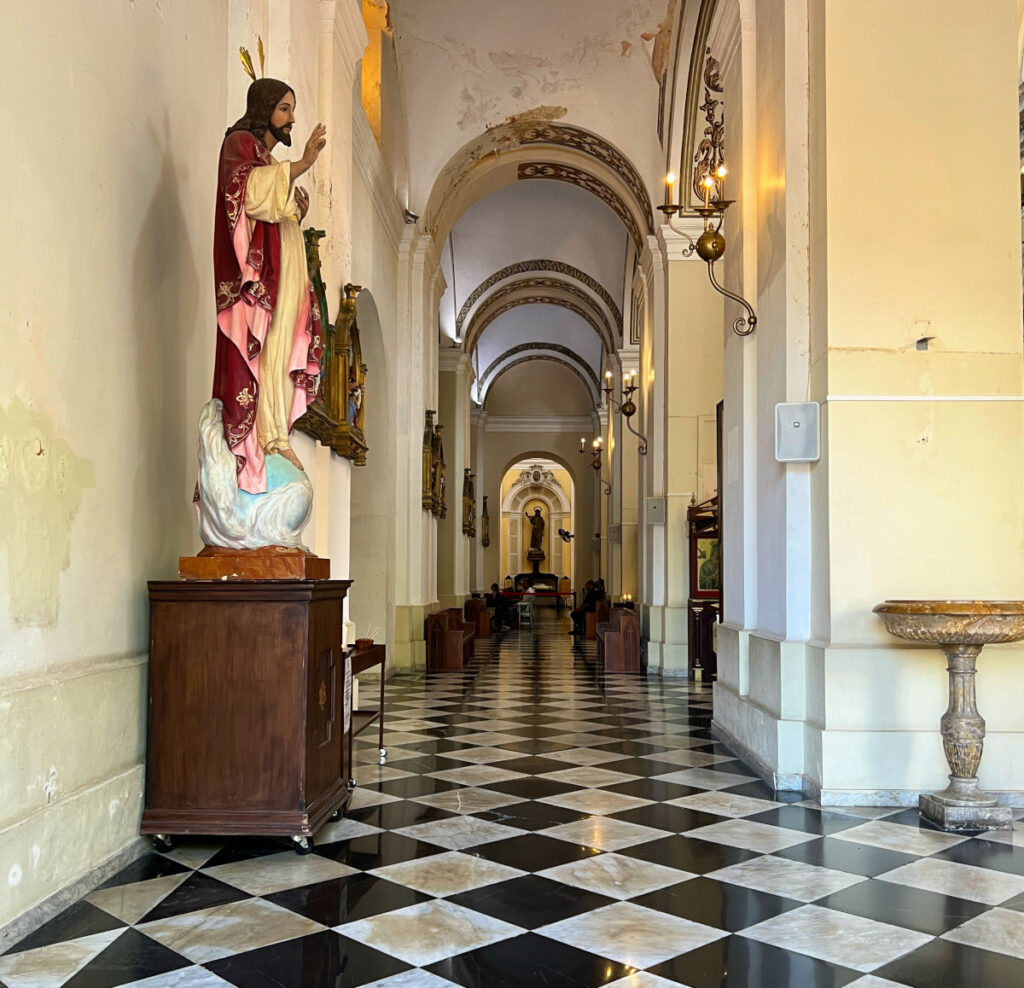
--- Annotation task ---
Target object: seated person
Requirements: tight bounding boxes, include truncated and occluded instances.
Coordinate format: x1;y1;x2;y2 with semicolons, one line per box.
486;582;512;629
570;579;600;634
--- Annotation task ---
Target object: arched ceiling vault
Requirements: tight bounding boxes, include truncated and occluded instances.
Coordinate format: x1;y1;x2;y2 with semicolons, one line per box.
477;343;601;403
486;355;600;410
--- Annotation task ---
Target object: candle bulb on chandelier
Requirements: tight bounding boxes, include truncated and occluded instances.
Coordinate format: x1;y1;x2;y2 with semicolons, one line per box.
579;436;585;453
665;172;676;207
702;174;715;209
716;163;727;201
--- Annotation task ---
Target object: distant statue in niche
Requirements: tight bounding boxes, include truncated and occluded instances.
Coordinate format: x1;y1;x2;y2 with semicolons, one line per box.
210;77;327;491
525;507;545;552
196;76;328;550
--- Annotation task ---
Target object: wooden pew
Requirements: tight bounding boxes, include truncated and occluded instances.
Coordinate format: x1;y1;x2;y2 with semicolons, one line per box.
596;606;642;672
464;597;492;638
585;599;610;639
427;608;475;671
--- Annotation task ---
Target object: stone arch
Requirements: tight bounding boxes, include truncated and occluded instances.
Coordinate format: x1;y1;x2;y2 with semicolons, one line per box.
477;343;600;399
484;355;600;410
499;461;575;581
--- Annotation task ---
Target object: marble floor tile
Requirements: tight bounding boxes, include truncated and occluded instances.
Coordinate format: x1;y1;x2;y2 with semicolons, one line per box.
539;766;643;788
385;719;447;731
941;906;1024;960
363;970;457;988
667;791;785;818
409;786;522;814
650;768;757;790
741;903;932;972
118;969;235;987
538;788;653;816
537;901;726;968
878;856;1024;905
200;850;358;896
539;747;628;766
393;815;524;850
605;974;688;988
444;732;528;747
831;819;966;857
369;850;525;896
314;817;383;844
709;854;867;902
440;746;527;764
540;852;694;899
86;874;190;925
156;841;224;871
138;898;324;964
0;929;124;988
546;732;623;747
337;899;522;967
843;977;910;988
541;816;672;852
425;764;526;786
639;749;728;768
684;819;818;854
354;764;416;784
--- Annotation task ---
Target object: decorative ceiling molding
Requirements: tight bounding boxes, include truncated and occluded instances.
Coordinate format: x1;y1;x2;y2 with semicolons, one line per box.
478;342;601;394
456;259;622;335
486;414;596;434
466;294;612;355
509;124;654;236
517;162;645;252
485;355;599;410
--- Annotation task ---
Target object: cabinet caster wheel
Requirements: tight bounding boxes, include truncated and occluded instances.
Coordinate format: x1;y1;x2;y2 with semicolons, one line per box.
379;748;388;765
329;806;344;822
291;835;314;855
348;778;357;790
152;834;174;853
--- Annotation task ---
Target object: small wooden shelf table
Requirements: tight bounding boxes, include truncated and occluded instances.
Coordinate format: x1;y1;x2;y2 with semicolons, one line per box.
347;642;387;787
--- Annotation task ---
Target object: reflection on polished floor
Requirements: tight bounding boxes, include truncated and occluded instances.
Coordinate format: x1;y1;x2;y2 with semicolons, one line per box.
3;610;1024;987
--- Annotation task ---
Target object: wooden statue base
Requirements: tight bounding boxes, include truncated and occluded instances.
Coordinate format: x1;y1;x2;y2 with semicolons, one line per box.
178;545;330;581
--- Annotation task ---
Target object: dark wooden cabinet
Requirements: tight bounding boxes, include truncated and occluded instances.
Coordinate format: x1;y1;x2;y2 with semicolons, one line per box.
142;579;352;847
688;597;719;681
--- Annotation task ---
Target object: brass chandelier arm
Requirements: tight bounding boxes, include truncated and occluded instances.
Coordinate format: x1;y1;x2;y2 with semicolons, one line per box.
706;262;757;337
623;414;648;456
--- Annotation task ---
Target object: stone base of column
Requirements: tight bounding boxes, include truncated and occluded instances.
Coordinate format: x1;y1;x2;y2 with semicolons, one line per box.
919;790;1013;832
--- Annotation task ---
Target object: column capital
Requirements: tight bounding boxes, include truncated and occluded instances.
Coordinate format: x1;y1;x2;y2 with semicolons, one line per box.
438;348;472;376
321;0;369;83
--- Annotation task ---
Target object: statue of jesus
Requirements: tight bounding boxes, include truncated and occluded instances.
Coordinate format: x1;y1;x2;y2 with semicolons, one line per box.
525;507;545;551
211;78;327;493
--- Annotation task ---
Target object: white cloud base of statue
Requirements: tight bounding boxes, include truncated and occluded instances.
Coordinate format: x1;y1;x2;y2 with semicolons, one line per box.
195;399;313;551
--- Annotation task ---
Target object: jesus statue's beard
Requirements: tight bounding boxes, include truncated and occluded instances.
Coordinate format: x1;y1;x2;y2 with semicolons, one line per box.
268;123;293;146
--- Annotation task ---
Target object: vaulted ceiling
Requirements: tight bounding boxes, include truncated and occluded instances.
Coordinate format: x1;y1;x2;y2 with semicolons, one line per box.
387;0;680;415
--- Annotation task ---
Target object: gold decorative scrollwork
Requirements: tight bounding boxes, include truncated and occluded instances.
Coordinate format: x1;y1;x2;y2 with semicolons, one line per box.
692;48;725;203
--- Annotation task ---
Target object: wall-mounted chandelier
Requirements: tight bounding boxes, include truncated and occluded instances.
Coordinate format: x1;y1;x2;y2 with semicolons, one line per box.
578;437;612;495
603;371;648;455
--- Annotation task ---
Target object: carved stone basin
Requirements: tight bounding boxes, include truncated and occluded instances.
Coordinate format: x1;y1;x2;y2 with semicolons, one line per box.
873;599;1024;832
873;599;1024;646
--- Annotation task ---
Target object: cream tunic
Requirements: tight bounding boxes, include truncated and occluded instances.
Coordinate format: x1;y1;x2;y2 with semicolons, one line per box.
243;161;308;455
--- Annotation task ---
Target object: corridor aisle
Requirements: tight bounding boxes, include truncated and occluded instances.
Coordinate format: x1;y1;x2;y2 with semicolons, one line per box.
3;613;1024;986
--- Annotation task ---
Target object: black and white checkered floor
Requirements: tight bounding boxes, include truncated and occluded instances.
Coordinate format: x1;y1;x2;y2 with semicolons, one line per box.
4;613;1024;987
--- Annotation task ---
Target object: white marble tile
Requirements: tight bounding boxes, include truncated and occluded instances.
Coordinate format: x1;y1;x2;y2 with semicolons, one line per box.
975;821;1024;846
792;802;899;820
605;975;690;988
157;840;224;870
353;764;415;784
201;850;357;895
86;873;189;924
348;788;403;811
119;969;235;987
369;850;525;896
741;903;932;972
540;747;626;766
542;817;671;852
138;898;324;963
441;746;525;764
844;977;911;988
385;719;446;731
337;899;522;967
409;787;522;814
684;820;817;854
362;971;456;988
426;764;525;786
446;732;528;747
393;815;523;850
378;731;434;746
457;720;527;731
540;852;693;899
941;906;1024;960
639;749;728;768
0;929;123;988
877;857;1024;905
537;901;725;968
650;768;756;790
708;855;866;902
538;789;652;817
546;732;622;747
831;820;966;857
539;766;642;788
667;791;784;818
314;817;383;843
635;734;706;749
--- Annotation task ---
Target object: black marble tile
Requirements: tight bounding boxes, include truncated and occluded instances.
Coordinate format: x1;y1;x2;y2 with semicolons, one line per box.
742;806;865;837
266;873;430;926
473;833;602;871
493;755;582;776
874;936;1024;987
374;775;461;799
314;832;444;870
1001;887;1024;913
649;934;863;987
621;835;761;874
345;799;458;830
4;901;125;954
94;853;192;888
596;756;694;778
604;778;704;803
207;930;409;987
449;874;615;928
202;838;298;869
817;877;988;935
139;873;251;922
62;929;190;988
634;876;802;932
774;836;918;877
610;803;724;834
428;931;636;988
592;740;674;756
472;800;591;831
720;780;807;804
482;777;583;800
493;738;575;754
930;837;1024;877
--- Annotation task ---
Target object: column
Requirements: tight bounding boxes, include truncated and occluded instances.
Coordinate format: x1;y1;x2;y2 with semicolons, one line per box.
437;349;473;608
